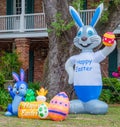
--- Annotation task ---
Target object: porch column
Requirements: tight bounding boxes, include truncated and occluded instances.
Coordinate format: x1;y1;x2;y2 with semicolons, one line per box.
15;38;30;74
20;0;25;32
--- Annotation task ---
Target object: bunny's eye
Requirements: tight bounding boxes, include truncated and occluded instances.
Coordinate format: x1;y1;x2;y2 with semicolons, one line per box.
87;28;94;36
77;31;82;37
20;86;24;89
88;30;94;36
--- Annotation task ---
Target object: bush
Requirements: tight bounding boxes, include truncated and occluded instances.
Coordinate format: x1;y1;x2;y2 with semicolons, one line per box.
0;88;12;111
0;51;21;80
28;82;42;93
100;77;120;104
0;72;5;88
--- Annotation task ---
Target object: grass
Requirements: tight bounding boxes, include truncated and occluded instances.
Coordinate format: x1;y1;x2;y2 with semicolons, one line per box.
0;105;120;127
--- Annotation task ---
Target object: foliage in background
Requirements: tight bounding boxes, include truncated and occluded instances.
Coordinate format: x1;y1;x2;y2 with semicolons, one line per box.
90;0;120;24
0;72;5;88
71;0;84;10
0;51;21;80
48;0;85;37
28;82;42;96
0;88;12;111
48;13;74;37
100;77;120;104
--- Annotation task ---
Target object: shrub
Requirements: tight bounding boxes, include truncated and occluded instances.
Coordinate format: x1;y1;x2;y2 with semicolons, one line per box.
0;88;12;111
100;77;120;104
0;72;5;88
28;82;42;93
0;51;21;80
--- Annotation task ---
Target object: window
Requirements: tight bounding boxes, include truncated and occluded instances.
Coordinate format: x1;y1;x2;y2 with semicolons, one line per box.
13;0;27;14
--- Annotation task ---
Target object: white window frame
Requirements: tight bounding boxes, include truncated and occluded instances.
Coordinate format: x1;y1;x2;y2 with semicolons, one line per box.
13;0;22;15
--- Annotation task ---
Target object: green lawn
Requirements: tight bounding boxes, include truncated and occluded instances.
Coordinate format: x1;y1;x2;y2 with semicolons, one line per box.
0;105;120;127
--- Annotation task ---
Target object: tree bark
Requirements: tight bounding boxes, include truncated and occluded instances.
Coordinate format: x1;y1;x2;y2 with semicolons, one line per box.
43;0;77;98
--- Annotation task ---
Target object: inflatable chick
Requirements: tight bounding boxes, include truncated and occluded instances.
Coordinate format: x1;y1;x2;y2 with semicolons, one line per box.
5;69;28;116
36;87;48;101
65;3;116;114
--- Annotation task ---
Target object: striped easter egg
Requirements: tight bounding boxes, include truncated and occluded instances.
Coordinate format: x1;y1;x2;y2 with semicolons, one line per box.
48;92;70;121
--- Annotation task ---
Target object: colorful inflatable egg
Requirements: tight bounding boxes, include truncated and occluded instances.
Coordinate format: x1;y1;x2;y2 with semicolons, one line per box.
48;92;70;121
102;32;115;46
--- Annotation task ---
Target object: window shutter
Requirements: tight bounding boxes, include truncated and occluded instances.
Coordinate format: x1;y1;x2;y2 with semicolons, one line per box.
6;0;13;15
28;51;34;82
26;0;34;13
108;47;117;77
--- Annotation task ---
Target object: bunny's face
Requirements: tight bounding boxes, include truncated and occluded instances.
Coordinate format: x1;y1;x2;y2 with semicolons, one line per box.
69;4;104;51
12;69;28;97
74;26;101;50
13;81;27;96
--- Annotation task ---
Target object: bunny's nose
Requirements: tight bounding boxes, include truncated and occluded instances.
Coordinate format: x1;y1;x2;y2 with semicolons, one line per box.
81;37;87;41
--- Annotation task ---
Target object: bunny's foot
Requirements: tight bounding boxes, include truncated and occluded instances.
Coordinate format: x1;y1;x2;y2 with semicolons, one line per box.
84;99;108;114
5;104;13;116
69;99;86;114
5;111;13;116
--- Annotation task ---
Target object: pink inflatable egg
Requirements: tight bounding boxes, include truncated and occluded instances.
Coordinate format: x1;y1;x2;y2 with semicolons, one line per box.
48;92;70;121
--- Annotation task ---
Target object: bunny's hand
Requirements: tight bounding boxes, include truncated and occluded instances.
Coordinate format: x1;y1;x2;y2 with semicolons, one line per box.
8;85;13;92
8;85;15;99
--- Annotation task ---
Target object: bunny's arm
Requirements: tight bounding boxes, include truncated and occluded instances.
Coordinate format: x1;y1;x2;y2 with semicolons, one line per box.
101;41;116;57
65;56;75;84
94;41;116;63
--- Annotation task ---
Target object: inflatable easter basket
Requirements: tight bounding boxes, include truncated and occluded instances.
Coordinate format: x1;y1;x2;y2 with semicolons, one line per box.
18;101;49;119
18;87;49;119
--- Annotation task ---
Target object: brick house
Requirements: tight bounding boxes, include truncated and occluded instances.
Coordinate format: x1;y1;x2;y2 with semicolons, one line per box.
0;0;119;83
0;0;49;82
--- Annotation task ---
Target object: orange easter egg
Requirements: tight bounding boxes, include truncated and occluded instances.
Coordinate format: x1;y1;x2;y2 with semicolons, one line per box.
102;32;115;46
48;92;70;121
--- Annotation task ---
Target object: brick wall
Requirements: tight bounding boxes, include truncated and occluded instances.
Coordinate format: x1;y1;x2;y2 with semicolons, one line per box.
34;0;43;13
15;38;30;73
34;49;45;82
0;0;6;15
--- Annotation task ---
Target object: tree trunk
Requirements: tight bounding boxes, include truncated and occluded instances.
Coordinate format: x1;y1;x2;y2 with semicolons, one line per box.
43;0;77;98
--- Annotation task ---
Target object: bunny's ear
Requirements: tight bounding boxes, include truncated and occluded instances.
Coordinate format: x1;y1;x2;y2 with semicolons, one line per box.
69;6;84;28
12;72;20;81
20;68;25;81
90;3;104;27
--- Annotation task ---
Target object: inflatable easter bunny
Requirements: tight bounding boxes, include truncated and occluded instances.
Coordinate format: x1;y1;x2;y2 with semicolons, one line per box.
5;69;28;116
65;3;116;114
